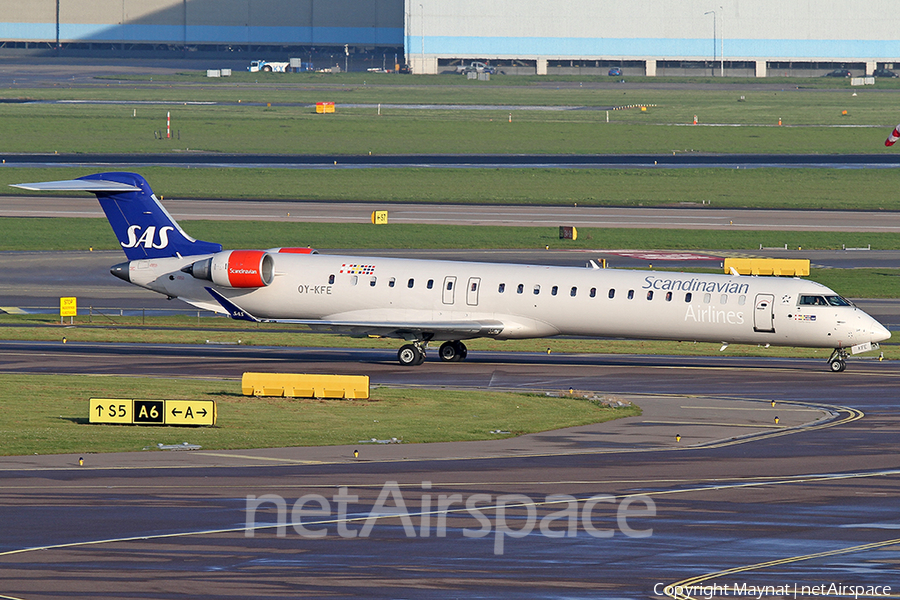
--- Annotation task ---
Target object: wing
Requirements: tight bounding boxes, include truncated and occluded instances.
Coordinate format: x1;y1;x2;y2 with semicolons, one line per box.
205;288;505;340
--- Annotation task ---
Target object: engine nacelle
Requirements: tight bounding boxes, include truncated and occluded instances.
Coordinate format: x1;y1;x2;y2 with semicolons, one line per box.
183;250;275;288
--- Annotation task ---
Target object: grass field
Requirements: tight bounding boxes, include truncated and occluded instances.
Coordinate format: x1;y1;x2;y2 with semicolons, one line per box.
2;75;900;155
3;216;900;254
0;373;639;456
5;166;900;211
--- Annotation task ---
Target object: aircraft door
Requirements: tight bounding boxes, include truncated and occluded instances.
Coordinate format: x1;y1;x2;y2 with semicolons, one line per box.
753;293;775;333
442;276;457;305
466;277;481;306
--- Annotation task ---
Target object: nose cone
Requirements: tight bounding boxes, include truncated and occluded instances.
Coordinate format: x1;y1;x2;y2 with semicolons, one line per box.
110;262;131;283
871;319;892;344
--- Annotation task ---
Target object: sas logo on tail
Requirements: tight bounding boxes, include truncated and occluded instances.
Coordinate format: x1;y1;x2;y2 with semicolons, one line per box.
121;225;175;249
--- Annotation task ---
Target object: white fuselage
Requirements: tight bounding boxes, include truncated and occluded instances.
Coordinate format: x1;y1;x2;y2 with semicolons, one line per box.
124;252;890;350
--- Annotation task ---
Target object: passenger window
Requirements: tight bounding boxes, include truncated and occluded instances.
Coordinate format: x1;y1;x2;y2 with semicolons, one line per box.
389;278;395;288
627;290;634;300
370;277;377;287
590;287;596;298
517;284;524;294
646;290;654;301
738;295;746;305
446;280;453;291
498;283;506;293
408;278;414;288
703;293;711;304
427;279;434;290
570;286;577;297
685;292;692;302
470;282;477;292
665;291;672;302
533;285;541;295
351;276;358;286
608;289;615;299
720;294;728;305
551;286;558;296
328;274;335;284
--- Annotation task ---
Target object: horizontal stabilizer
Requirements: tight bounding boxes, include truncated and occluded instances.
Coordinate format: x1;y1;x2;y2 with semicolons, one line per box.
11;180;141;192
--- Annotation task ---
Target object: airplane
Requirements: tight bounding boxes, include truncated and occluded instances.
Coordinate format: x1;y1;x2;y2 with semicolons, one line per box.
12;172;891;372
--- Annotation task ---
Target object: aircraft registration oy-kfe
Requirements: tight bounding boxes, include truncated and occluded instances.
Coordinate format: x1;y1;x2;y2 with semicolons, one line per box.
13;172;891;371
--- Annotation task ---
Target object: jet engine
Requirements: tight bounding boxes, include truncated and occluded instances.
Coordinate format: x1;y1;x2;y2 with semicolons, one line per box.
182;250;275;288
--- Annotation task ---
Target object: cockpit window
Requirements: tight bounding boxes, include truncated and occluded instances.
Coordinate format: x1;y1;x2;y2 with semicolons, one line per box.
825;295;851;306
800;295;851;307
799;295;828;306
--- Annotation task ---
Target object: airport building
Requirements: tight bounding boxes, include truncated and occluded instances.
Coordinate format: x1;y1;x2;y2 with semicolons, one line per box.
2;0;897;77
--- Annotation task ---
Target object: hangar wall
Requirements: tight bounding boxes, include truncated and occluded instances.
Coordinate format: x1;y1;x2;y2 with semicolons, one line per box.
0;0;403;47
406;0;900;76
1;0;897;76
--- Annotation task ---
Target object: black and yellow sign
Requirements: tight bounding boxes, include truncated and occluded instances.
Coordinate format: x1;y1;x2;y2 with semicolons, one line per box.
371;210;388;225
89;399;216;426
559;226;577;240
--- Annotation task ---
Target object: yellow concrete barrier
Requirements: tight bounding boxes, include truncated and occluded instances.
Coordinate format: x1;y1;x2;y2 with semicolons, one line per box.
724;258;810;277
241;372;369;399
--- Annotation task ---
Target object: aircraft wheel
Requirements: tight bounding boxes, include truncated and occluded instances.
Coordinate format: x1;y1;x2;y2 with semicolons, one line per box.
439;341;460;362
398;344;424;366
829;359;846;373
439;341;468;362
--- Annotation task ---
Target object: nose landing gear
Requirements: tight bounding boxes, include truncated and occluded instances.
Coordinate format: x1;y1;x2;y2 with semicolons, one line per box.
828;348;848;372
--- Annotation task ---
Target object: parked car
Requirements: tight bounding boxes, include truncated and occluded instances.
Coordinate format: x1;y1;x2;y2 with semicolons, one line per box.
823;69;851;77
608;67;622;76
872;68;898;78
456;61;496;75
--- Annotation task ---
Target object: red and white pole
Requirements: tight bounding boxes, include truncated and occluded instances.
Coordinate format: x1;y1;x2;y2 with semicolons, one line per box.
167;111;171;139
885;123;900;147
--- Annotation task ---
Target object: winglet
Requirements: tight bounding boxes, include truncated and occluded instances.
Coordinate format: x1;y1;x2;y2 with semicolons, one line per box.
205;287;260;322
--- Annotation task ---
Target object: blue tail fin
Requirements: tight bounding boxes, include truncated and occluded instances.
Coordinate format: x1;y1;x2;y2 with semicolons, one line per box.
12;172;222;260
78;172;222;260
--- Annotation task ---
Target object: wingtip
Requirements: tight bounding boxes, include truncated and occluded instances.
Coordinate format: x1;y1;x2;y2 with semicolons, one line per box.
204;287;260;322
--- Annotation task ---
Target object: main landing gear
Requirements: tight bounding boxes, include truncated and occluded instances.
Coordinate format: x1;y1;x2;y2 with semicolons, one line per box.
438;340;468;362
396;341;469;366
828;348;848;372
398;343;427;366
